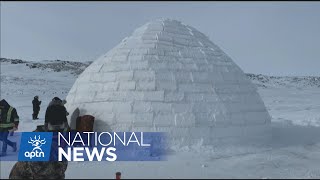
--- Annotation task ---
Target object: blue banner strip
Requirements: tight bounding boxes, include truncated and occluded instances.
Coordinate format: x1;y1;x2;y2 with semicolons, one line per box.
0;132;167;162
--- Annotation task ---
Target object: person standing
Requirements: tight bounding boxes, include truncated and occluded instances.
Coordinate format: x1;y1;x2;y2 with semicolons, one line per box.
32;96;41;120
45;97;69;132
0;99;19;157
9;120;68;179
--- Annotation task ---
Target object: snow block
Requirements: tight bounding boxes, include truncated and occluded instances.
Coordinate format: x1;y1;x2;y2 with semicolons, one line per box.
154;113;175;127
175;113;196;127
112;102;133;113
150;102;172;113
103;82;119;91
133;113;154;127
174;72;193;83
119;81;136;90
116;71;134;81
133;101;151;112
164;92;185;102
116;113;135;124
178;83;213;93
134;70;155;81
136;81;156;91
90;72;116;82
171;103;193;113
101;62;130;72
143;91;164;101
130;61;149;70
156;81;177;91
185;93;203;102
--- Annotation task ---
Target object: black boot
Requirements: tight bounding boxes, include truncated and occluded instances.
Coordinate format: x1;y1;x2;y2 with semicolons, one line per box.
12;142;17;152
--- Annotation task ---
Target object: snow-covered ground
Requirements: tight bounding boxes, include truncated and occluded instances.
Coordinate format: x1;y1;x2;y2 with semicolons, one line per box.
1;59;320;178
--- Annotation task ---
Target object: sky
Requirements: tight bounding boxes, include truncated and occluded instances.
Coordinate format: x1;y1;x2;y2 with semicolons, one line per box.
1;1;320;76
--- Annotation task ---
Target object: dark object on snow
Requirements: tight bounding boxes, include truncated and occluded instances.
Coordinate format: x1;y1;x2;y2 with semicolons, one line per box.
32;96;41;120
45;97;69;131
72;115;95;147
36;125;46;132
76;115;95;132
116;172;121;179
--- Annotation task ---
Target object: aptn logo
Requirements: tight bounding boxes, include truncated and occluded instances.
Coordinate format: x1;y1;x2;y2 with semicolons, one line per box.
24;135;46;159
18;132;53;161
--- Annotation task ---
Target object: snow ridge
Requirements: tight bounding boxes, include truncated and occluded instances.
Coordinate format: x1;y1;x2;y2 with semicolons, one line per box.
2;58;320;89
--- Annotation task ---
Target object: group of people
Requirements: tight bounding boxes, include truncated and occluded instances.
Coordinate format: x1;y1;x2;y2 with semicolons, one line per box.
0;96;70;179
32;95;69;130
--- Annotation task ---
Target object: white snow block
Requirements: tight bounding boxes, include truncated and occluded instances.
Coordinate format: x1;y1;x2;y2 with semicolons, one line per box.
150;102;172;113
143;91;164;101
136;81;156;91
103;82;119;91
119;81;136;90
194;112;215;127
156;81;177;91
175;113;196;127
112;102;132;113
179;83;213;93
164;92;184;102
174;72;193;83
116;71;134;81
102;62;131;72
154;113;175;127
130;61;149;70
185;93;203;102
116;113;135;124
133;113;154;127
133;101;151;112
171;103;193;113
133;70;155;81
90;72;116;82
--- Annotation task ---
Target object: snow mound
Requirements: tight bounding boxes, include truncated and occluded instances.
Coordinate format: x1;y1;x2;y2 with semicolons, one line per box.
65;18;271;149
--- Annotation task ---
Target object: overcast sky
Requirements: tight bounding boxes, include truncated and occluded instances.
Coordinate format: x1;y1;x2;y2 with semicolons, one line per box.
1;2;320;76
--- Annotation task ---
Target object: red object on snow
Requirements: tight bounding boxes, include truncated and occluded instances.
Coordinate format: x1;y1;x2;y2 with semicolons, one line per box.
76;115;95;132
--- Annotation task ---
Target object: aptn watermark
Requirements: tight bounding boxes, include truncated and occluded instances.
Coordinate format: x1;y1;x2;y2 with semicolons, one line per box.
24;135;46;159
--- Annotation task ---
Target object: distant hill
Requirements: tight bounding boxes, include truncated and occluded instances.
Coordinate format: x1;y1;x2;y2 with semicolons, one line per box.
1;57;319;88
0;58;91;76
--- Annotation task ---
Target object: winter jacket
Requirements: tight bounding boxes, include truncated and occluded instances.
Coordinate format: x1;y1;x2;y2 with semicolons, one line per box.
0;99;19;131
9;161;68;179
32;98;41;112
45;98;69;131
9;126;68;179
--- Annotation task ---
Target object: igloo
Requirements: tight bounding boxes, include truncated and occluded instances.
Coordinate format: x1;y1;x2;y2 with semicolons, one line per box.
66;18;271;147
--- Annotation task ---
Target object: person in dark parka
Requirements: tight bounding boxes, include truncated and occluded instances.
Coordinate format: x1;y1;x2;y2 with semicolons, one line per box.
45;97;69;131
32;96;41;120
9;125;68;179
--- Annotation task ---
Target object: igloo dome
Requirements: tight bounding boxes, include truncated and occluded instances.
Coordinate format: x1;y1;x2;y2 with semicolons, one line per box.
66;18;271;147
